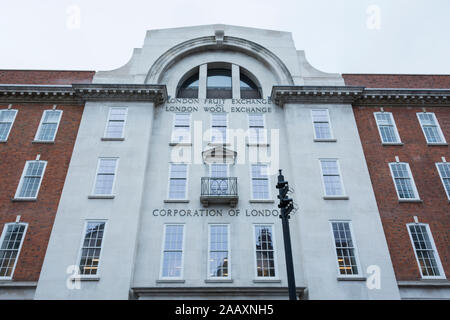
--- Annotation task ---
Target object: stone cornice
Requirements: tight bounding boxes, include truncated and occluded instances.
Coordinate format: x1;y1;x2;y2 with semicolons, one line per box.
271;86;450;107
0;84;167;105
271;86;364;105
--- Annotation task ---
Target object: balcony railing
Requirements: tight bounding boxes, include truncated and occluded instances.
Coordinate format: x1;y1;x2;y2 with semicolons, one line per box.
200;177;238;207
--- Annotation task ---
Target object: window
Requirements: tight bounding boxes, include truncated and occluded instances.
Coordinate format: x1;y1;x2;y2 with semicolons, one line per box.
240;73;261;99
0;109;18;141
161;224;184;278
78;221;106;276
168;164;188;199
209;164;228;195
374;112;401;144
35;109;62;142
248;114;266;144
15;160;47;199
171;113;191;143
407;224;444;279
177;70;199;98
93;158;118;196
311;109;333;140
208;224;230;278
320;160;345;196
436;162;450;199
0;223;27;279
104;107;127;139
251;164;270;200
254;225;276;278
207;68;232;99
417;112;446;144
330;221;360;276
211;113;227;143
389;162;420;200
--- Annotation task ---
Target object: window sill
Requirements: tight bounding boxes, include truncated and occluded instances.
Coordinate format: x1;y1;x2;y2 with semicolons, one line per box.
382;142;403;146
427;143;448;146
323;196;349;200
32;140;55;144
337;276;366;281
156;279;185;284
249;199;275;203
398;199;423;203
76;277;100;282
398;280;449;287
314;138;337;143
247;143;270;147
0;140;7;144
205;279;233;283
101;137;124;141
253;279;281;283
208;142;231;146
11;198;37;202
88;195;115;199
169;142;192;146
164;199;189;203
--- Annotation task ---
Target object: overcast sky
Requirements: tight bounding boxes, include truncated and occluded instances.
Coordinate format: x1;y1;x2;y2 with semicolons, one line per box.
1;0;449;74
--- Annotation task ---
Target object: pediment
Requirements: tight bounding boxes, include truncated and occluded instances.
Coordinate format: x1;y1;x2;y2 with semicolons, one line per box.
202;146;237;164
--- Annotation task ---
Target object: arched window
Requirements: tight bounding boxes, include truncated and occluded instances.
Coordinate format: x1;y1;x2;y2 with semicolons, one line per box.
207;68;232;99
176;64;262;100
177;70;199;98
240;72;261;99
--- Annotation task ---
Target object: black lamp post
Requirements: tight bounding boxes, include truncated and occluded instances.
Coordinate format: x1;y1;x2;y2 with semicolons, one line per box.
276;169;297;300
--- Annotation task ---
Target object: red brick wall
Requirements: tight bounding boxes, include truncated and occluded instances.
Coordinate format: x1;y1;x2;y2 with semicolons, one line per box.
343;74;450;89
0;70;95;85
0;71;92;282
353;106;449;281
0;103;84;281
347;73;450;281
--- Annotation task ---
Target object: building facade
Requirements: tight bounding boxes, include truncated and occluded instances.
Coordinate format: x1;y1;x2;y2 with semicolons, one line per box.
344;74;450;299
0;25;448;300
0;70;95;299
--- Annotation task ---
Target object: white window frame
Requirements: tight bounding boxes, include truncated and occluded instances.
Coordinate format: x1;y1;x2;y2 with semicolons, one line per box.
247;113;267;145
159;223;186;280
171;113;191;144
210;113;229;144
253;224;278;280
14;160;48;200
34;109;63;142
311;109;335;141
319;159;347;197
0;109;18;142
374;112;402;144
91;157;119;196
436;162;450;200
75;220;107;279
249;163;272;201
416;112;447;145
329;220;362;278
207;223;231;280
388;162;420;201
103;107;128;140
166;163;189;200
406;223;445;279
0;222;28;280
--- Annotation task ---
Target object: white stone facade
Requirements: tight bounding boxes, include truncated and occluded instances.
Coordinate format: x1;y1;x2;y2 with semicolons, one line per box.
35;25;400;300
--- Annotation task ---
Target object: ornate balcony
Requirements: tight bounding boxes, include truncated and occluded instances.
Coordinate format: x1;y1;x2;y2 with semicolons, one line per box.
200;177;238;207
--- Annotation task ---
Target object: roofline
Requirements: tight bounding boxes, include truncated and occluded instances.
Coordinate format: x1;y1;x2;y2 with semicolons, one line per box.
0;69;95;72
342;73;450;77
